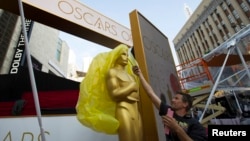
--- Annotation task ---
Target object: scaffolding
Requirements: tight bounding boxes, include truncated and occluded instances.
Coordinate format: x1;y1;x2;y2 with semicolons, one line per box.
177;24;250;126
176;58;214;96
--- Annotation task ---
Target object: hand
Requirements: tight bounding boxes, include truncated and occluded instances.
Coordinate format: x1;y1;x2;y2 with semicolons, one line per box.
161;115;180;132
132;66;140;76
162;115;193;141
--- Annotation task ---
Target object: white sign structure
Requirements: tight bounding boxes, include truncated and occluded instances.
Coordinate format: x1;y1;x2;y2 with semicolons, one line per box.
22;0;133;47
0;116;118;141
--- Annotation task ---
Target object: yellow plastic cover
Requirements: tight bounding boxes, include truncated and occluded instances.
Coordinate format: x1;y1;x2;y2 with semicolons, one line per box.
75;44;138;134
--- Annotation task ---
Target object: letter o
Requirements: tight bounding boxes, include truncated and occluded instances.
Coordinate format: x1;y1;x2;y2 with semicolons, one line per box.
121;31;131;41
12;62;19;67
58;1;74;14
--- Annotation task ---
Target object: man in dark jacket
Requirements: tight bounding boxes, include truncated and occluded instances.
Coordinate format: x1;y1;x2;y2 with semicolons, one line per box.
133;66;207;141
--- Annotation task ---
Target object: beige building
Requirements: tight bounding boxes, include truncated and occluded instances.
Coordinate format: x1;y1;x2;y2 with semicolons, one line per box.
173;0;250;123
0;10;70;78
173;0;250;64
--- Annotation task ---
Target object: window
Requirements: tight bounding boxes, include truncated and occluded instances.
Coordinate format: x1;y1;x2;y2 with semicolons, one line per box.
240;2;249;12
221;3;227;10
232;10;240;19
226;0;231;5
228;14;235;23
56;39;62;62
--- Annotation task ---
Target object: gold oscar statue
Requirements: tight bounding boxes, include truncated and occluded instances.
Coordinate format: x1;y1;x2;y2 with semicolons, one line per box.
76;44;143;141
106;44;143;141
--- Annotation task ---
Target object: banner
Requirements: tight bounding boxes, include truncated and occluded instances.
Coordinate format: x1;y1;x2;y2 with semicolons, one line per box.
9;19;33;74
0;116;118;141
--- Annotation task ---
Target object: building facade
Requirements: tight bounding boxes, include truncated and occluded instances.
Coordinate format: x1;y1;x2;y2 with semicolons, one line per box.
173;0;250;64
0;9;70;78
0;9;20;73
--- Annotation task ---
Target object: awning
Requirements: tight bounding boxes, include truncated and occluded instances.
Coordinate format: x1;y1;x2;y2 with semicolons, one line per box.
202;24;250;66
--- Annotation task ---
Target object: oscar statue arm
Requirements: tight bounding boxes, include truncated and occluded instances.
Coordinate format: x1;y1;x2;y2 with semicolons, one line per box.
106;68;138;101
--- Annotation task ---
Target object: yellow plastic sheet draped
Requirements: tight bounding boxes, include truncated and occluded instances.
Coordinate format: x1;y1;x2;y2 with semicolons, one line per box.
76;44;137;134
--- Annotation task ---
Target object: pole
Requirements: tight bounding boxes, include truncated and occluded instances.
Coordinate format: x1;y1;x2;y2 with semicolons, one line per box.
17;0;46;141
199;46;233;122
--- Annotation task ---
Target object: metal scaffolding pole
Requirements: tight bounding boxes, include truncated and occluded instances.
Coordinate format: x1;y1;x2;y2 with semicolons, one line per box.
17;0;46;141
235;44;250;79
199;46;234;122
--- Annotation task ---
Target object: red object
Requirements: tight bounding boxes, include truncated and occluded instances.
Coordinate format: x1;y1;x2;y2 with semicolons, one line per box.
170;73;181;93
0;67;80;116
0;90;79;116
0;101;15;116
21;90;79;115
165;108;174;135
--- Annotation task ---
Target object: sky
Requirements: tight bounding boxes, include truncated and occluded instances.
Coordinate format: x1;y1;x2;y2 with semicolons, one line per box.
59;0;202;71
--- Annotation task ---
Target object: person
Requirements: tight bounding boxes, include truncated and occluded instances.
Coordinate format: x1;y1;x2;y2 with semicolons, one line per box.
132;65;207;141
76;44;143;141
